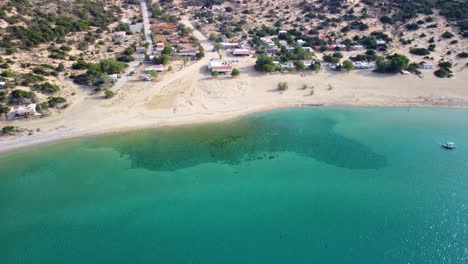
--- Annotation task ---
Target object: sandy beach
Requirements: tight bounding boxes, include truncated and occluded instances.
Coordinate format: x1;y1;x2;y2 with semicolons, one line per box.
1;23;468;154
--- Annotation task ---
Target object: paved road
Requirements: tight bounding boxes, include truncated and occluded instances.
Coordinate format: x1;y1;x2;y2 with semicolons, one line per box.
141;0;154;55
110;0;153;93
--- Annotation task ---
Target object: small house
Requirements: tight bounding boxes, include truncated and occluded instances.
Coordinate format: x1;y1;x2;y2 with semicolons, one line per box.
156;42;165;51
420;64;434;69
280;62;293;70
265;45;279;54
303;47;314;53
136;47;146;54
297;39;306;46
376;39;386;45
301;60;313;68
179;48;198;57
232;48;250;56
0;82;5;89
353;61;376;69
353;45;364;51
146;65;164;73
221;42;240;49
208;60;232;73
114;31;126;40
16;104;37;117
109;74;119;81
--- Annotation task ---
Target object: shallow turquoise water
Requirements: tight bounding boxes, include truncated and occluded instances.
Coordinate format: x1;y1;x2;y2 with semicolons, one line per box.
1;107;467;263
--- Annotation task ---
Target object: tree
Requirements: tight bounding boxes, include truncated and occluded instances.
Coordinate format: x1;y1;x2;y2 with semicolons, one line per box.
196;46;205;59
343;60;354;72
294;60;306;71
231;68;240;77
104;90;114;98
376;54;410;73
209;32;218;41
154;54;170;65
255;54;276;72
162;45;173;55
211;71;220;77
312;62;321;73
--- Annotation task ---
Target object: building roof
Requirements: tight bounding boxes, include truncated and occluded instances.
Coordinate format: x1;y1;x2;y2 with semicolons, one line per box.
115;31;126;37
208;60;232;71
232;48;250;55
146;65;164;71
17;104;37;115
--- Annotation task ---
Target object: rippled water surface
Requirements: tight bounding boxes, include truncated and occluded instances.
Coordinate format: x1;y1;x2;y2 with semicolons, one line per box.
1;107;467;263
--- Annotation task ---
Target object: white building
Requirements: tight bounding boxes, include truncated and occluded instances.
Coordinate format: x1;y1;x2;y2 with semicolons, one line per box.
0;82;5;88
420;64;434;69
146;65;164;73
353;61;376;69
109;74;119;81
16;104;37;117
376;39;386;45
114;31;126;40
297;39;306;46
353;45;364;51
136;47;146;54
208;60;232;73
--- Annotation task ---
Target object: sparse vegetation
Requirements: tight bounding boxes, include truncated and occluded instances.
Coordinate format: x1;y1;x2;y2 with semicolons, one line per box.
277;82;288;91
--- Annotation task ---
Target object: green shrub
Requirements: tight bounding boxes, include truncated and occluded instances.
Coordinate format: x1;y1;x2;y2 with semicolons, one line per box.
33;82;60;94
255;54;275;72
2;126;15;135
1;70;16;77
434;68;449;78
0;104;9;114
458;52;468;58
410;48;430;56
104;90;114;98
441;31;454;39
48;97;67;107
231;68;240;77
277;82;288;91
343;60;354;71
21;73;45;86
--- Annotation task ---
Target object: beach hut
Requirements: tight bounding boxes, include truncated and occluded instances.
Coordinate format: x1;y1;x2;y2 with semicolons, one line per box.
232;48;251;56
16;104;37;117
208;60;232;73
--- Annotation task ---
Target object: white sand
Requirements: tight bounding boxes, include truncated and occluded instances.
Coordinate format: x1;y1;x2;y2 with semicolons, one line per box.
1;23;468;153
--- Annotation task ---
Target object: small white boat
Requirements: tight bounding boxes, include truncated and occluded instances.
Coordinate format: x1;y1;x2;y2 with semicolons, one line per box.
442;142;456;150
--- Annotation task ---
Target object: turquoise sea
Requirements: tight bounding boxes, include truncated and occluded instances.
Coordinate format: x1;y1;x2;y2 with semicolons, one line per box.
1;107;467;263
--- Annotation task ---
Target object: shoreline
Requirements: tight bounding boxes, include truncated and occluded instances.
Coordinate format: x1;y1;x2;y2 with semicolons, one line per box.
1;102;467;155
